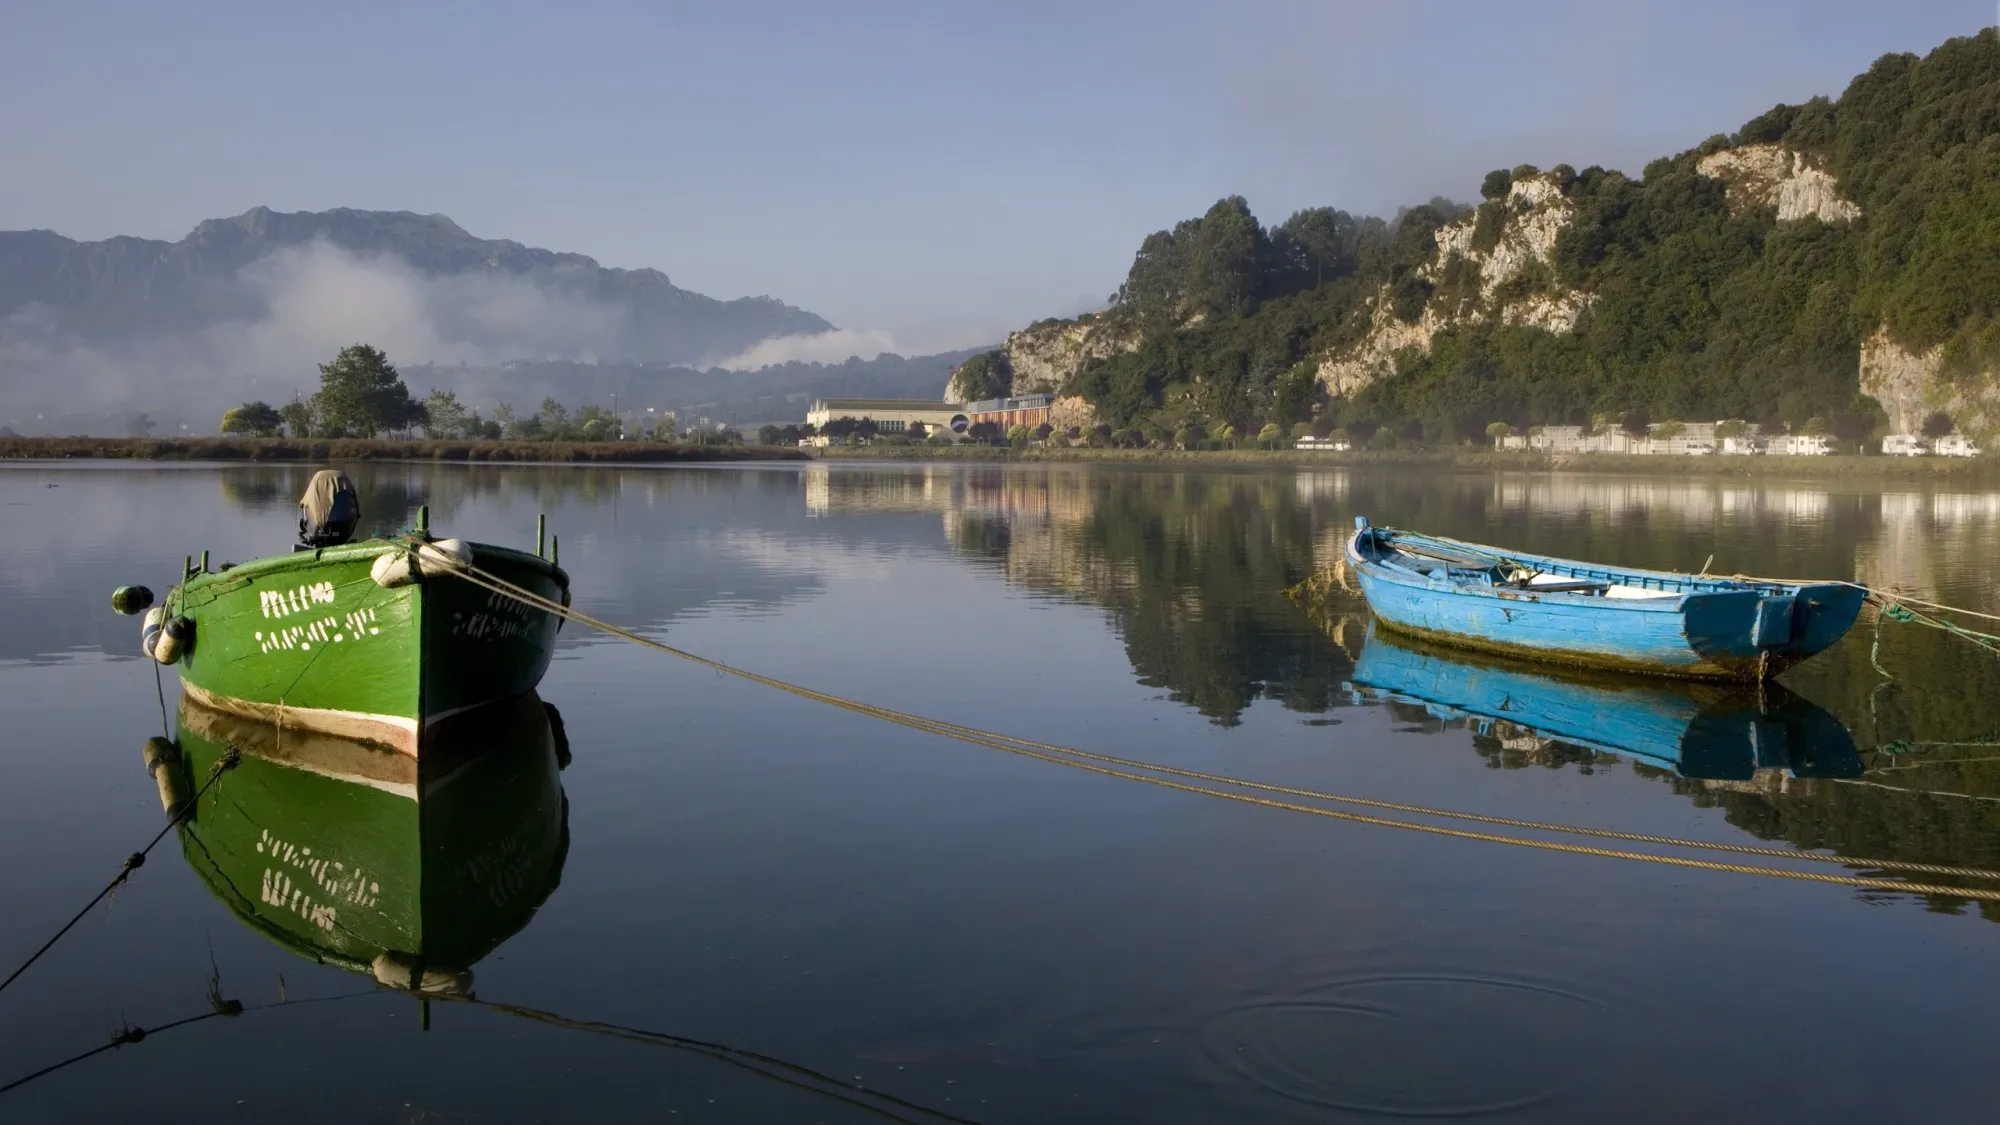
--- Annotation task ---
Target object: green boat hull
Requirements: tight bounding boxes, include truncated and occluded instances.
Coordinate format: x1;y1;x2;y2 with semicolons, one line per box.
170;691;568;987
164;539;565;757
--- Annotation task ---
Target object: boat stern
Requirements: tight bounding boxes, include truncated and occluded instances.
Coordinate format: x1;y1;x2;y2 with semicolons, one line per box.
1684;582;1867;678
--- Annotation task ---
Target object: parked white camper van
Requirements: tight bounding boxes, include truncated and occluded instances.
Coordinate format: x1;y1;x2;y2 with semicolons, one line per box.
1935;434;1984;458
1882;434;1929;457
1774;434;1835;456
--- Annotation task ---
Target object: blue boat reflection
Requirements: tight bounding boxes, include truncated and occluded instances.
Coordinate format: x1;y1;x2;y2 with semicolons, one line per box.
1350;623;1861;780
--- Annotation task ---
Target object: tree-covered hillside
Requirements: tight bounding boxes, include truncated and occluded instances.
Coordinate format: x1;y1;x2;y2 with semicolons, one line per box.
1044;30;2000;443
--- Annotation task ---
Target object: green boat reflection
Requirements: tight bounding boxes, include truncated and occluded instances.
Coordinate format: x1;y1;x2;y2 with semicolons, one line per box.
1350;623;1862;780
162;691;569;992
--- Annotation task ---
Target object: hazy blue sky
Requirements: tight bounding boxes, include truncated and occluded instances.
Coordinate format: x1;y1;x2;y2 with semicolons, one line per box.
3;1;1991;356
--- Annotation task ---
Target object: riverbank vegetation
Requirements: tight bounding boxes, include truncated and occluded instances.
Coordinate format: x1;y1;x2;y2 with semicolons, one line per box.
0;436;804;463
214;343;746;446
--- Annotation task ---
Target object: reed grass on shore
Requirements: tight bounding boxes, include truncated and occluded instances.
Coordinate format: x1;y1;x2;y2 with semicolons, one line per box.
0;436;809;463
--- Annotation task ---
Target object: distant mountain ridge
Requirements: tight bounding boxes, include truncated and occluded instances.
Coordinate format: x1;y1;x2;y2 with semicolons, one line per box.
0;206;833;364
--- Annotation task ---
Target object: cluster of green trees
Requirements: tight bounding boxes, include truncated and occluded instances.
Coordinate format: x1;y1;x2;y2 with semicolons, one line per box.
1056;420;1323;450
222;345;434;438
1059;31;2000;443
219;343;724;443
469;398;637;442
949;353;1011;402
1069;193;1467;432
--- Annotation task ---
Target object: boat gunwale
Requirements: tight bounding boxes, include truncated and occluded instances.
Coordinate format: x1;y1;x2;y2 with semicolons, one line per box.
1351;531;1692;613
176;537;568;593
1352;527;1827;608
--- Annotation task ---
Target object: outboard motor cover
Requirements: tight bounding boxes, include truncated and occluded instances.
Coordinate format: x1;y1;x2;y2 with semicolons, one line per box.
299;469;361;547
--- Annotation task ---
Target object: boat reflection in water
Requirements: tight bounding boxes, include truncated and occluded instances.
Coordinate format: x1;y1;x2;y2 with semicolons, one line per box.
1350;623;1862;781
157;691;569;993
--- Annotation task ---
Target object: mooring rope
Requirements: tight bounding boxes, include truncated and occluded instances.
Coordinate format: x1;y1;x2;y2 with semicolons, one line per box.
1873;599;2000;657
151;662;169;740
406;539;2000;902
446;995;983;1125
0;989;370;1098
1862;590;2000;625
0;748;239;1000
0;1008;230;1097
2;982;974;1124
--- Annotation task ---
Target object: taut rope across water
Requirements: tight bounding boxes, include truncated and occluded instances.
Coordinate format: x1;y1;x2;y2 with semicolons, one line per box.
408;537;2000;904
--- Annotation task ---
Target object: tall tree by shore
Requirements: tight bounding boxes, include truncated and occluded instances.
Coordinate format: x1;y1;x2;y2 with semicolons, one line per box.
313;345;427;438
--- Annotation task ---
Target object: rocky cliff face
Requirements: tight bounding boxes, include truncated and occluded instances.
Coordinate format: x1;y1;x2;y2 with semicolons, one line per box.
1430;178;1577;304
1315;174;1589;396
1316;299;1442;397
1860;328;2000;438
1311;151;1868;404
1695;145;1861;223
943;312;1136;403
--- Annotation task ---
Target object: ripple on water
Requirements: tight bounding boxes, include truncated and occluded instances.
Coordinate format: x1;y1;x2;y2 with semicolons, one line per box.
1198;971;1607;1119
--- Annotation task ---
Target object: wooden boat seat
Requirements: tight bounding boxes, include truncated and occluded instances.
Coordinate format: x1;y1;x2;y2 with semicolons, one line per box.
1604;585;1682;600
1519;572;1682;599
1514;579;1610;594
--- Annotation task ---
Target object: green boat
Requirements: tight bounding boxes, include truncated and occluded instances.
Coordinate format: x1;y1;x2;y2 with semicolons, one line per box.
135;474;568;758
161;690;569;991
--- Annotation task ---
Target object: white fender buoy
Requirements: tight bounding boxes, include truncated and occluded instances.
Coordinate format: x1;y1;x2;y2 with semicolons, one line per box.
369;552;415;589
370;539;474;589
143;737;188;817
370;951;415;988
139;607;166;659
151;616;193;665
369;552;412;589
370;951;471;994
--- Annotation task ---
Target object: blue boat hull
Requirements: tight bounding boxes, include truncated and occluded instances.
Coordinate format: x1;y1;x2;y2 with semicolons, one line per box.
1346;521;1865;681
1350;625;1860;780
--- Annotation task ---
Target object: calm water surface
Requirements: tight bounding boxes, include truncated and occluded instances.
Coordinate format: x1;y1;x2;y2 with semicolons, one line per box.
3;461;1999;1122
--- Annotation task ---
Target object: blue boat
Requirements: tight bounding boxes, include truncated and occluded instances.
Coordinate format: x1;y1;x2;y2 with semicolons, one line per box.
1345;518;1865;681
1350;623;1860;780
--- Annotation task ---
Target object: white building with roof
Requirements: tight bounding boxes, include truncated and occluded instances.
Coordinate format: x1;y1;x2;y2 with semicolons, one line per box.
805;398;967;436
